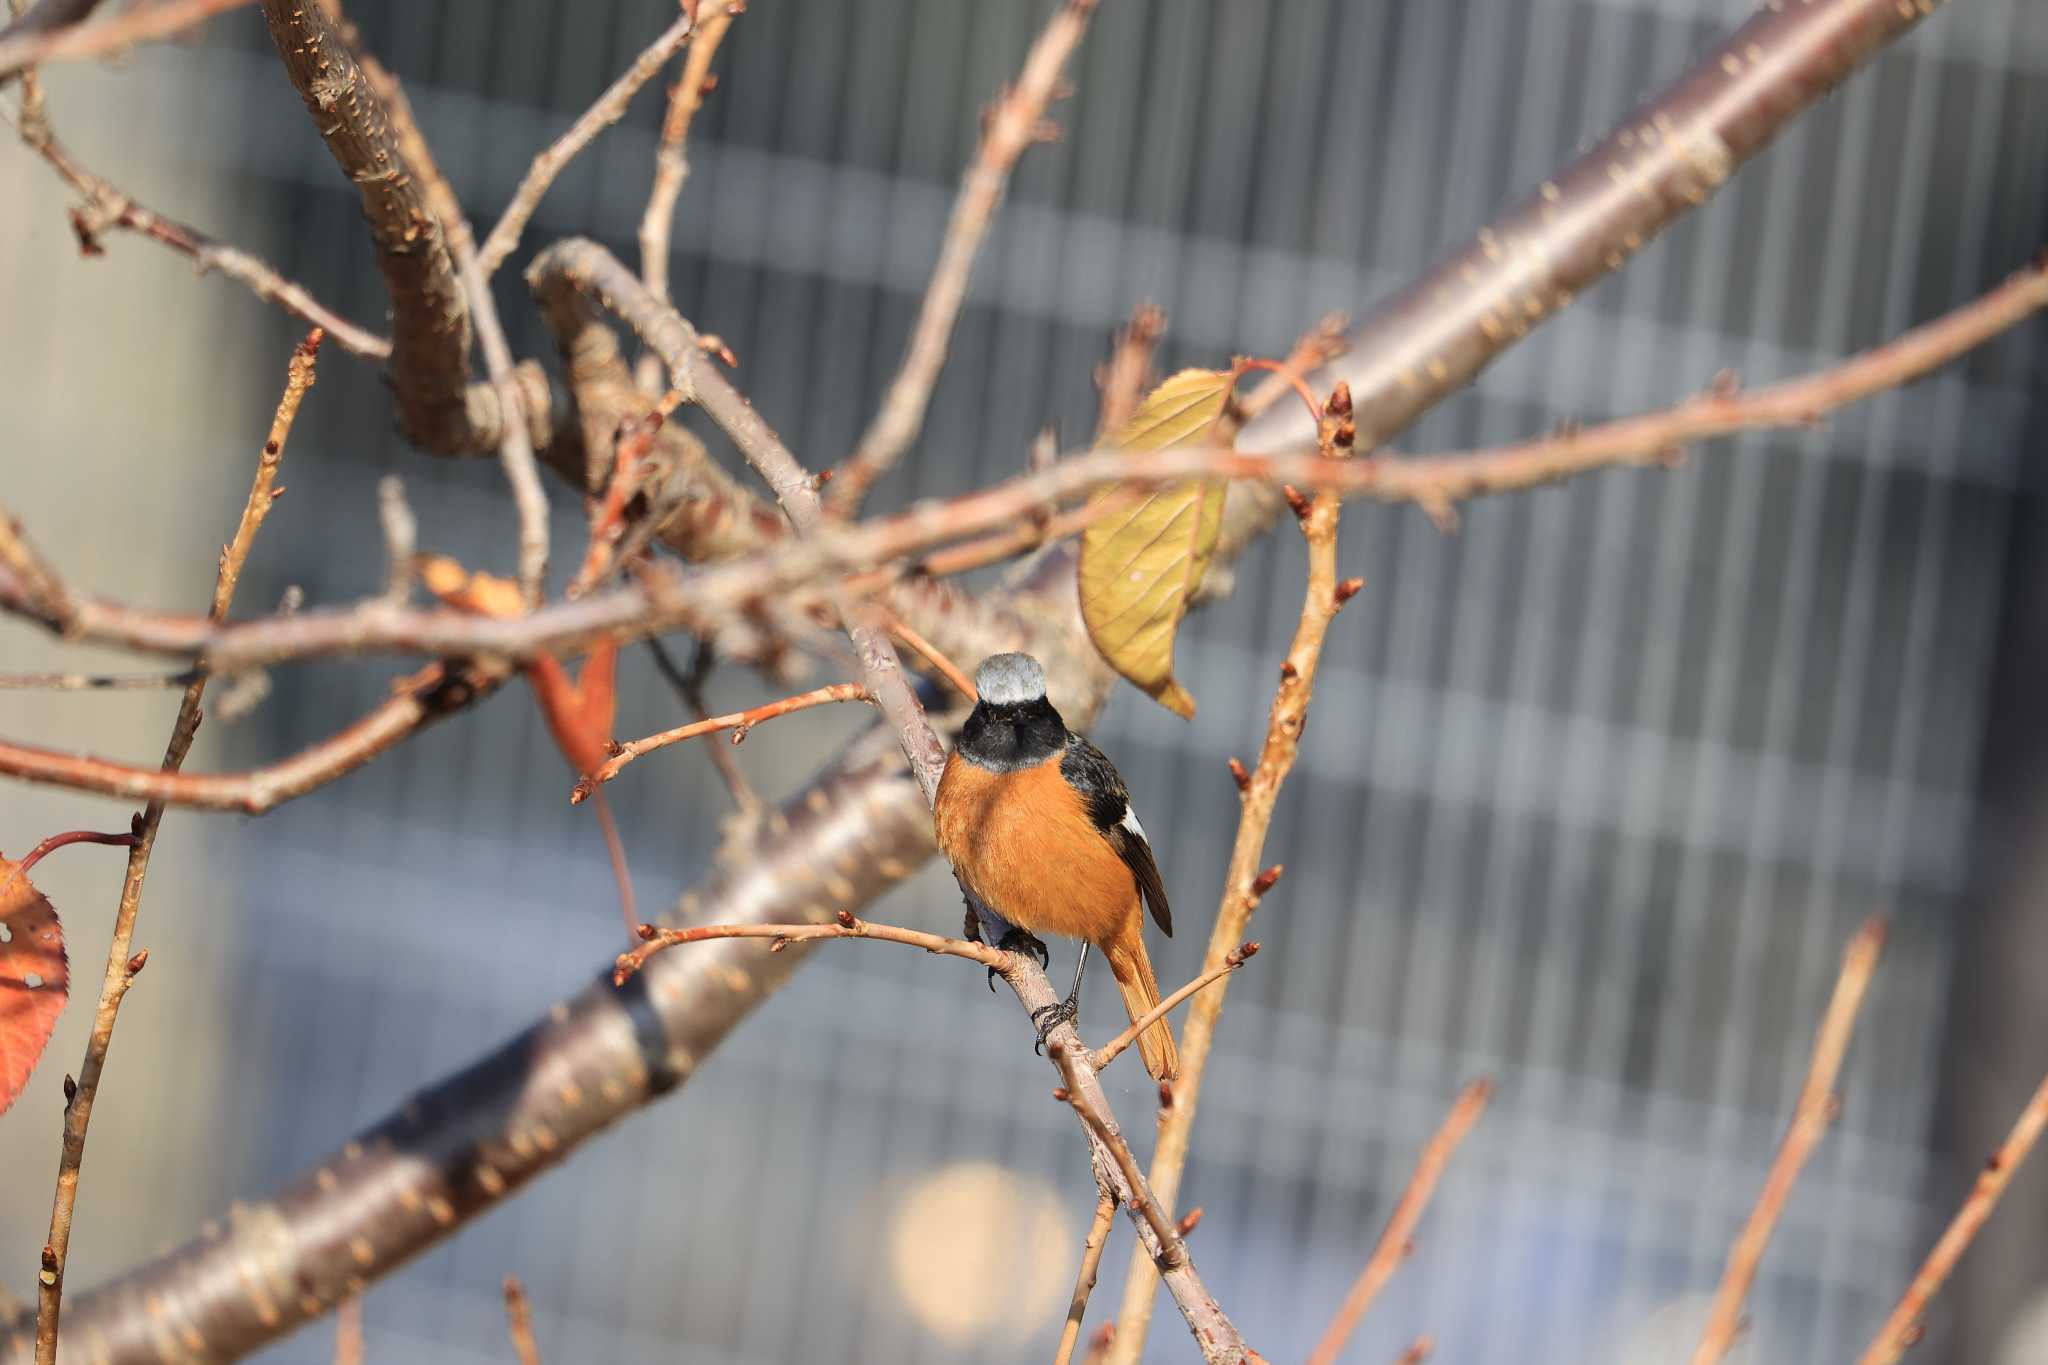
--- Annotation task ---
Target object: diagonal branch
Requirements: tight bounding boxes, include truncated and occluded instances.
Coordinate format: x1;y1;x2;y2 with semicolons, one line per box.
0;0;250;84
825;0;1101;515
257;0;503;456
477;9;697;277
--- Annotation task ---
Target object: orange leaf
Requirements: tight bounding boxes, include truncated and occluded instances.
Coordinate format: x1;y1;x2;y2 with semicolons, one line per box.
0;857;68;1116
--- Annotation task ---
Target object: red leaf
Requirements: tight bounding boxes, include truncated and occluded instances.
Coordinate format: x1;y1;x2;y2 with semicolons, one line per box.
0;857;68;1116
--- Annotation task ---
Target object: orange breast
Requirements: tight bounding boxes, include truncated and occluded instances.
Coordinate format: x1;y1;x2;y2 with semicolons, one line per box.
935;750;1141;946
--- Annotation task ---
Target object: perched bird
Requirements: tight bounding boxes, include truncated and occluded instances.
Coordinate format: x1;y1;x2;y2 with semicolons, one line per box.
934;653;1179;1081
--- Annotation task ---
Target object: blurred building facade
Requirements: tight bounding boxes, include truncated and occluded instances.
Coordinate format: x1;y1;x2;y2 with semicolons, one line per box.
1;0;2045;1360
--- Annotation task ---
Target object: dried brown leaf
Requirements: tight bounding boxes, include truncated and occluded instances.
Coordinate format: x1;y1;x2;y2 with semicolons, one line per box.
0;858;67;1116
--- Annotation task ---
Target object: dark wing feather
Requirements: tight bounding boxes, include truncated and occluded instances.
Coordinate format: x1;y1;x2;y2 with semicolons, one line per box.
1062;736;1173;937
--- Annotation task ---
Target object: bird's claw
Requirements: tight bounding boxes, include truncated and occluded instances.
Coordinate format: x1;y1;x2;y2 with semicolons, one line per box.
1030;996;1079;1053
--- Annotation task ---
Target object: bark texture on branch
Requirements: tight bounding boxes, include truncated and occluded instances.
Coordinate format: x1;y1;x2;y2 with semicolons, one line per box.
258;0;502;455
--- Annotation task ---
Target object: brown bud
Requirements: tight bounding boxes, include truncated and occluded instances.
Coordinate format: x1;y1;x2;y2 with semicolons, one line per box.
1250;865;1284;899
1051;1087;1071;1103
835;909;857;928
1282;485;1312;520
1334;577;1365;606
1227;757;1251;792
125;948;149;978
1177;1206;1205;1237
769;937;791;953
1323;381;1352;419
1279;660;1298;681
636;923;660;941
1237;940;1262;961
62;1074;76;1103
1158;1079;1174;1110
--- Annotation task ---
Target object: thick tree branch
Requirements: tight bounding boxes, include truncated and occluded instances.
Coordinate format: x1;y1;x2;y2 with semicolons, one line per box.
258;0;502;455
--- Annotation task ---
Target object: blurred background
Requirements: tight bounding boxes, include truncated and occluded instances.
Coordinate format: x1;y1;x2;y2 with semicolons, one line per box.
2;0;2046;1360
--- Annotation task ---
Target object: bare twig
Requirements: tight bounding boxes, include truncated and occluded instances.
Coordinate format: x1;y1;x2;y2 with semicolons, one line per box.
0;829;138;884
1095;304;1166;437
331;1295;361;1365
615;908;1011;985
378;476;418;606
1305;1080;1493;1365
1392;1337;1435;1365
477;9;697;276
0;0;251;83
1690;917;1889;1365
502;1276;540;1365
0;670;195;691
20;130;390;358
0;662;504;813
825;0;1100;515
1054;1187;1119;1365
34;332;320;1364
446;218;552;603
645;636;758;812
880;614;977;701
1108;386;1360;1359
1093;942;1258;1073
638;2;736;307
1856;1070;2048;1365
575;681;872;800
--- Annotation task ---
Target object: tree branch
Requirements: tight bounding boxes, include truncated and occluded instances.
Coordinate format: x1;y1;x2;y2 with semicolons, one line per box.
1690;917;1888;1365
0;0;250;84
257;0;503;455
34;332;319;1364
638;1;736;310
476;9;697;277
1856;1069;2048;1365
1305;1080;1493;1365
825;0;1100;515
1054;1180;1118;1365
574;681;872;801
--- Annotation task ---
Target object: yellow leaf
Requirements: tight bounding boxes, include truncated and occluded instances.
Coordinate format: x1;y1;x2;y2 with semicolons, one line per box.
1078;368;1236;718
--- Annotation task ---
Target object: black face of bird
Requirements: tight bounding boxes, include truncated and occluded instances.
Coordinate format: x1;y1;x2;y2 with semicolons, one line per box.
957;694;1067;772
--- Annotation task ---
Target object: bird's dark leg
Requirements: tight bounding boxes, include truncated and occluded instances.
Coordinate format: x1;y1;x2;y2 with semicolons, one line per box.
1030;942;1088;1051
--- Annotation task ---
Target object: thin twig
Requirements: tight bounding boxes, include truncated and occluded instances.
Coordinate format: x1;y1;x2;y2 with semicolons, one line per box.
1095;304;1166;437
0;670;194;691
645;636;758;811
1305;1080;1493;1365
446;219;551;604
825;0;1100;515
1054;1187;1119;1365
0;0;251;82
1108;386;1360;1360
19;129;390;357
378;476;418;606
2;829;138;884
1856;1069;2048;1365
882;614;977;701
638;1;735;307
477;9;697;276
1392;1337;1435;1365
575;681;872;800
502;1275;541;1365
332;1294;362;1365
33;332;320;1365
613;909;1013;986
1690;916;1889;1365
1093;942;1258;1072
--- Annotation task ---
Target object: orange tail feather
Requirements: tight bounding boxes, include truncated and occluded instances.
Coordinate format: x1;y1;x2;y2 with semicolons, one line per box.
1106;935;1179;1081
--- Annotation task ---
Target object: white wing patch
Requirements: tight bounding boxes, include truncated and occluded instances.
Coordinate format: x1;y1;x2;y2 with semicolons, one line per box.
1118;805;1148;846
